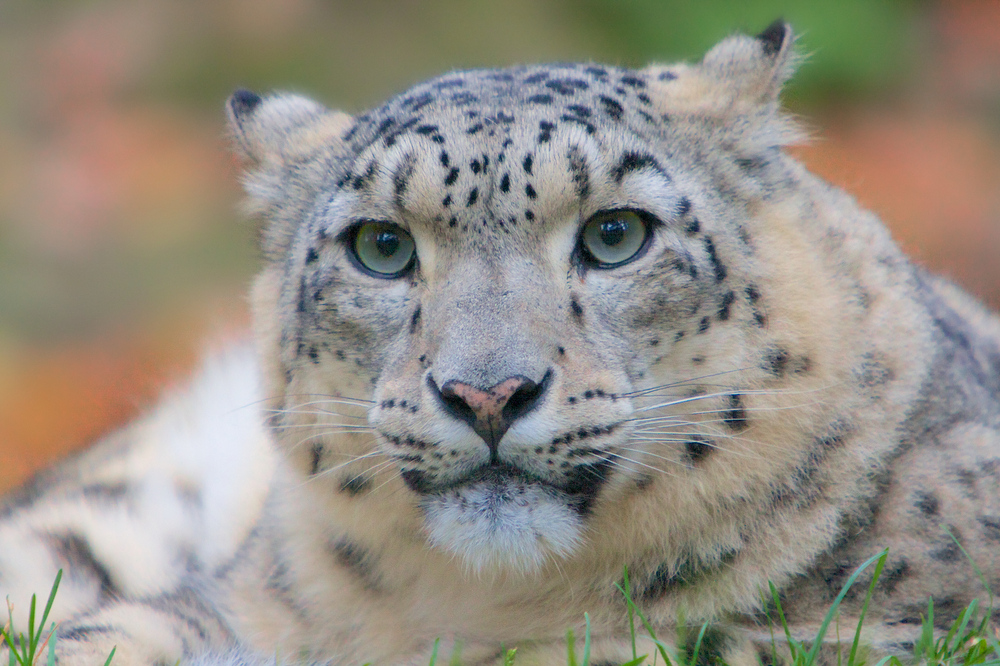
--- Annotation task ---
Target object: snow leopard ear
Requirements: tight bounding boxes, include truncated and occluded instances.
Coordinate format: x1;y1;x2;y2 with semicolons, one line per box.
226;90;352;164
641;20;802;144
226;90;353;260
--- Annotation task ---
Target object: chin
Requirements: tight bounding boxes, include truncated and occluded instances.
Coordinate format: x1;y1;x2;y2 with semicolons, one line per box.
421;479;584;575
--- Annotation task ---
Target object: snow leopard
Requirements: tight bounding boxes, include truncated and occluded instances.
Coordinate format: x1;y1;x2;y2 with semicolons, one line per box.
2;20;999;666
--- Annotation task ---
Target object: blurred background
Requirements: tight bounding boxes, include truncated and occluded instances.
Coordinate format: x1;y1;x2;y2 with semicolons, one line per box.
1;0;998;492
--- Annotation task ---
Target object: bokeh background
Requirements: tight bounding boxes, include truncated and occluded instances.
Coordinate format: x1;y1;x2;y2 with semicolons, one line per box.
1;0;998;492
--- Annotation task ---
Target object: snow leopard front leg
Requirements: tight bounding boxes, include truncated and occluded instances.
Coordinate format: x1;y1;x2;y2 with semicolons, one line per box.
48;583;237;666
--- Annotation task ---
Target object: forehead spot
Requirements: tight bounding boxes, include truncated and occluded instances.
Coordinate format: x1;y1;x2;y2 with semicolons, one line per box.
537;121;556;143
598;95;624;121
545;78;590;96
620;75;646;89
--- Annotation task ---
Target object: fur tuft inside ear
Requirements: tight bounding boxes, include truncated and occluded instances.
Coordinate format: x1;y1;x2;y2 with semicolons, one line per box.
699;19;797;104
226;91;351;165
640;21;803;148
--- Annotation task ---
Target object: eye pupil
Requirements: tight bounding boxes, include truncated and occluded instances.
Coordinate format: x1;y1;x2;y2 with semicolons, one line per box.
600;219;628;247
375;231;399;257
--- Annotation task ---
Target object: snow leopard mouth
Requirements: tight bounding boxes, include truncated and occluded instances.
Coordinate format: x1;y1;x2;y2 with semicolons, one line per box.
401;459;612;516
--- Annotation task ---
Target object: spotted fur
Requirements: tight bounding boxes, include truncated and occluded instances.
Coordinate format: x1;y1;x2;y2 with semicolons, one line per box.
3;22;1000;666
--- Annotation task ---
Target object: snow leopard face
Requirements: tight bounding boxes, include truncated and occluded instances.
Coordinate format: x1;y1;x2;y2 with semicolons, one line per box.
229;24;826;575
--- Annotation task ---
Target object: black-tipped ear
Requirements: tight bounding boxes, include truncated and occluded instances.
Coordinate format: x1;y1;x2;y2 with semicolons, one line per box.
225;90;351;165
757;19;789;57
639;22;803;148
228;89;263;120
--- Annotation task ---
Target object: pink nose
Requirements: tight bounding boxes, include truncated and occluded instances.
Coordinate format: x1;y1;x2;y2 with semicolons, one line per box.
436;375;546;450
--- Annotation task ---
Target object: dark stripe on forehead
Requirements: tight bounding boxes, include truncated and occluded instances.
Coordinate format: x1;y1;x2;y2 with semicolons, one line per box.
392;153;416;211
612;152;665;183
567;146;591;199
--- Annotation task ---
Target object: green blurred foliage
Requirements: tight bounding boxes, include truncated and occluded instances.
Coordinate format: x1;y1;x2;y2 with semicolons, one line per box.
574;0;924;105
120;0;922;112
0;0;930;343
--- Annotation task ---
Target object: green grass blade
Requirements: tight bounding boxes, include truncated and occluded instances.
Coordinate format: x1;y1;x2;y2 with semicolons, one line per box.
448;640;464;666
582;613;592;666
501;648;517;666
622;566;637;662
916;597;934;661
3;608;17;658
848;548;889;666
614;581;673;666
768;581;797;660
619;656;648;666
427;638;440;666
946;597;977;654
986;631;1000;664
942;525;994;611
36;572;61;654
46;627;56;666
804;548;889;666
567;628;577;666
767;611;780;666
871;656;903;666
101;646;116;666
15;631;28;666
686;623;708;666
25;594;37;662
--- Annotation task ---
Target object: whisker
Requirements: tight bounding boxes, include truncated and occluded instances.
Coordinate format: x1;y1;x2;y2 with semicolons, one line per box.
275;392;375;405
615;446;695;468
233;394;375;416
270;423;374;431
265;409;370;421
682;401;826;417
287;429;379;452
632;416;750;429
315;457;396;483
312;452;386;478
599;450;681;480
632;389;754;413
622;368;753;397
277;398;372;412
622;439;765;460
630;383;838;409
368;470;404;495
297;453;392;490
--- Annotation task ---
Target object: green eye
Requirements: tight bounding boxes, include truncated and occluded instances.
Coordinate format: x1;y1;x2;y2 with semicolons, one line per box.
351;221;416;277
580;210;649;267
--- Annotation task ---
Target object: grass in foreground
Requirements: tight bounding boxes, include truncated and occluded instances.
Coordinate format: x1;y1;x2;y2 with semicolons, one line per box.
5;540;999;666
1;571;114;666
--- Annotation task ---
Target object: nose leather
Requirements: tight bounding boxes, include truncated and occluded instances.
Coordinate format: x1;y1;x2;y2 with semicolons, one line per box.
435;375;546;452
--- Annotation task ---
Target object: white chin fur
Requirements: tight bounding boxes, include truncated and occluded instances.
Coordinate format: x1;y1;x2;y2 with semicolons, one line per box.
423;482;583;574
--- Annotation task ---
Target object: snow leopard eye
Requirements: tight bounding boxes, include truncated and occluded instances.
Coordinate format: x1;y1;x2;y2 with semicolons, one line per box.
349;221;416;278
579;209;651;268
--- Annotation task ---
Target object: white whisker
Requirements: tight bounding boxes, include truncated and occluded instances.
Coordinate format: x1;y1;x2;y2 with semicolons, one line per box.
600;450;681;479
